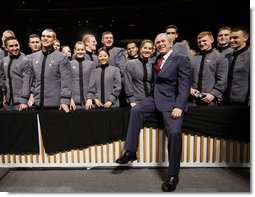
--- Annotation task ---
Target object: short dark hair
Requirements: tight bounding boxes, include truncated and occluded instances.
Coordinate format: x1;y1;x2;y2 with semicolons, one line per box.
4;36;18;47
28;34;40;42
217;26;232;34
231;26;249;37
165;25;178;34
97;47;110;57
101;31;113;40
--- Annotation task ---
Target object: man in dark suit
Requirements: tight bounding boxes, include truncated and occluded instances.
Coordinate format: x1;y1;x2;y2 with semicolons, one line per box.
116;33;192;192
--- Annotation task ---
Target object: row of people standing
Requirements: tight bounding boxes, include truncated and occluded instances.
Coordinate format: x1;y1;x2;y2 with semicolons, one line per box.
189;26;250;106
0;24;250;112
123;25;250;107
0;25;250;193
0;29;154;111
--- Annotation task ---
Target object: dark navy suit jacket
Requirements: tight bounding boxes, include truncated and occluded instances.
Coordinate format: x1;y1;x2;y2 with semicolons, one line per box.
151;51;192;112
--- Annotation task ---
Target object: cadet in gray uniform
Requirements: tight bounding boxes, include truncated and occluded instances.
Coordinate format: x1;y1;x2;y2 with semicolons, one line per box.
0;30;15;62
0;37;32;111
101;31;127;76
126;41;139;60
82;34;99;66
0;48;6;62
124;39;154;107
29;29;71;113
70;41;96;110
25;34;42;61
164;25;190;58
101;31;127;107
190;31;228;106
215;27;233;55
94;48;121;108
223;26;250;105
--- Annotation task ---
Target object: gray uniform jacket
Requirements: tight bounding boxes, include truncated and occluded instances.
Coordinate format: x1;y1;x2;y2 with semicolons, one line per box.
0;53;32;105
214;46;233;56
0;47;7;62
108;47;127;76
30;49;71;108
173;42;191;58
190;49;228;98
25;53;34;61
70;58;96;105
95;64;121;108
85;51;99;67
223;46;250;104
72;52;99;67
124;57;153;103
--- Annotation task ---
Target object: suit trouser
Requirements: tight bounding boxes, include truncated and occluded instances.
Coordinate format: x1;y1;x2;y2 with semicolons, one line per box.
124;96;183;176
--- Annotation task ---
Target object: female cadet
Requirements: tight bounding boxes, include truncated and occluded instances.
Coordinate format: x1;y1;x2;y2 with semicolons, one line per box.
123;39;154;107
70;41;96;110
94;47;121;108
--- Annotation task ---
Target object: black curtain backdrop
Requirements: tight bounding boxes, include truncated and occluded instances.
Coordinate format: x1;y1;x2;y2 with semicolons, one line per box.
0;106;250;154
0;110;39;154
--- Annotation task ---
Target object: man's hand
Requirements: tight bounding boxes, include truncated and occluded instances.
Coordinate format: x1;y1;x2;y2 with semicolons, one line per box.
59;104;70;113
85;99;94;110
103;100;112;108
190;87;199;96
201;93;215;104
19;103;28;111
70;98;76;110
3;95;7;108
171;108;183;119
28;94;34;107
95;99;103;107
130;102;136;107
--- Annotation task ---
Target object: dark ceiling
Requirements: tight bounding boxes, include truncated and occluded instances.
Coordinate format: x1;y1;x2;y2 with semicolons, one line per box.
0;0;250;54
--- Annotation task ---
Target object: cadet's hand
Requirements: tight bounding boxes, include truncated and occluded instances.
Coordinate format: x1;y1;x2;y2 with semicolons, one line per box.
95;99;103;107
3;95;7;108
59;104;70;113
170;108;182;119
85;99;94;110
201;93;215;103
28;94;34;107
19;103;28;111
70;98;76;110
103;100;112;108
190;88;199;96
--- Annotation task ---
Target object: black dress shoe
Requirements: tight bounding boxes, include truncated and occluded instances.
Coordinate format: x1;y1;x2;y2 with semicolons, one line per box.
161;176;179;192
115;151;137;164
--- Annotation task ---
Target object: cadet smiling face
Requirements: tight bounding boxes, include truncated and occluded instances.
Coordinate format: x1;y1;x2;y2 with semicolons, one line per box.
139;42;153;59
74;43;86;58
229;30;248;51
98;50;109;65
6;38;20;56
41;29;56;51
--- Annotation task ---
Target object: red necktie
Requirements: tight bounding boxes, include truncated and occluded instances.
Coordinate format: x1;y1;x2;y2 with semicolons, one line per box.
155;55;163;74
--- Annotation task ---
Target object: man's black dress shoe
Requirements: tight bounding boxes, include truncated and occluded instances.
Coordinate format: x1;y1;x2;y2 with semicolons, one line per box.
161;176;179;192
115;151;137;164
